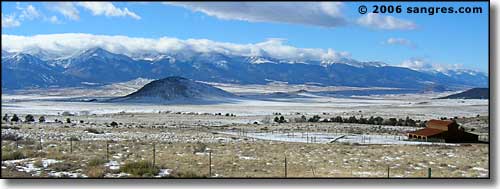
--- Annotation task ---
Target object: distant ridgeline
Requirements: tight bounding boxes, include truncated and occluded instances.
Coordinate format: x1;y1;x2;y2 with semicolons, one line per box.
2;48;488;90
438;88;489;99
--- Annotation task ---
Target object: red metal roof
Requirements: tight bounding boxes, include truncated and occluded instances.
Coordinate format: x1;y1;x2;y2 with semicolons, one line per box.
426;120;456;129
408;128;445;137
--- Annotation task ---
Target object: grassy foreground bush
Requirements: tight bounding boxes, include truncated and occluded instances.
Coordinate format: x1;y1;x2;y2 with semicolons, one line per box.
2;150;25;161
167;170;208;178
87;158;107;167
120;161;159;177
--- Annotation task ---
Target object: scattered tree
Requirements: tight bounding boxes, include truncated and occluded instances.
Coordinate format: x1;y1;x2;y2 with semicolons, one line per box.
3;114;9;122
66;118;71;123
274;116;280;123
279;116;286;123
38;116;46;123
11;114;19;122
308;115;321;122
25;114;35;123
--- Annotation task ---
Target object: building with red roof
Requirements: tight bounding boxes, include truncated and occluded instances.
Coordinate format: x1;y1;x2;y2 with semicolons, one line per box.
407;119;478;143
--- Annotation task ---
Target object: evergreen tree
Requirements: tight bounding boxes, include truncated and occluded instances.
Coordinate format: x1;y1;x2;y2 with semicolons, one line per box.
2;114;9;122
25;114;35;122
11;114;19;122
39;116;46;123
279;116;286;123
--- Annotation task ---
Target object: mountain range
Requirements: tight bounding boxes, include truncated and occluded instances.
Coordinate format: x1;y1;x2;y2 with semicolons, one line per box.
1;48;488;90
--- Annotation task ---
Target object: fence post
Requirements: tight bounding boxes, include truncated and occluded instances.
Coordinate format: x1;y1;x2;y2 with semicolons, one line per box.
209;151;212;177
387;166;390;178
39;135;43;150
106;140;109;161
152;143;156;167
70;140;73;154
428;168;431;178
284;155;288;178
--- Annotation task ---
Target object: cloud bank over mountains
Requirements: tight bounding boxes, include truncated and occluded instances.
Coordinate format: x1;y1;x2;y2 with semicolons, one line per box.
1;33;352;62
2;33;482;75
399;58;482;75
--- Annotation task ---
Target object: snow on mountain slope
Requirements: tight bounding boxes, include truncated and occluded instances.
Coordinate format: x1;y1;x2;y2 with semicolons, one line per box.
1;47;488;90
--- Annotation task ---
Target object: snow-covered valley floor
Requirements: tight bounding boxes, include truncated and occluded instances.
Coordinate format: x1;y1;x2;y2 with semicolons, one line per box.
1;82;489;178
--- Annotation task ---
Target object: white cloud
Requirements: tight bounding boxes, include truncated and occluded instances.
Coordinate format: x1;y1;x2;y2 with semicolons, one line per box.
385;37;416;48
18;4;41;20
3;4;67;27
399;58;469;73
1;13;21;28
76;2;141;20
50;2;140;20
1;33;351;62
167;2;346;27
48;15;62;24
357;13;417;30
51;2;80;20
2;4;43;28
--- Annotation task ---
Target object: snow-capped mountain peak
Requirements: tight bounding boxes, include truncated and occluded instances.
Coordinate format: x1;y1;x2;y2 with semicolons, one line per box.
321;57;388;68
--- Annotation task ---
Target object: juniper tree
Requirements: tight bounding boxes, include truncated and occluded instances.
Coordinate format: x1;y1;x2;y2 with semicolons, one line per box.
25;114;35;122
11;114;19;122
39;116;46;123
3;114;9;122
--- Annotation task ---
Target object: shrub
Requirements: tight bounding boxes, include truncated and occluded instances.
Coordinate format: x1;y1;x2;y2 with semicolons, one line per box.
308;115;321;122
88;158;107;167
168;170;207;178
1;133;22;141
2;151;25;160
193;142;207;154
86;166;106;178
84;128;103;134
49;162;73;172
33;159;43;168
120;161;159;177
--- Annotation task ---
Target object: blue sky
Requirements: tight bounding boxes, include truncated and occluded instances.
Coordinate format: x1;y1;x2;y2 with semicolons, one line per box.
1;2;489;72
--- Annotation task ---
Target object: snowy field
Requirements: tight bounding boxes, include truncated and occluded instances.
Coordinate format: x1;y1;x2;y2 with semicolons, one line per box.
1;81;489;178
219;131;459;146
1;81;489;120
